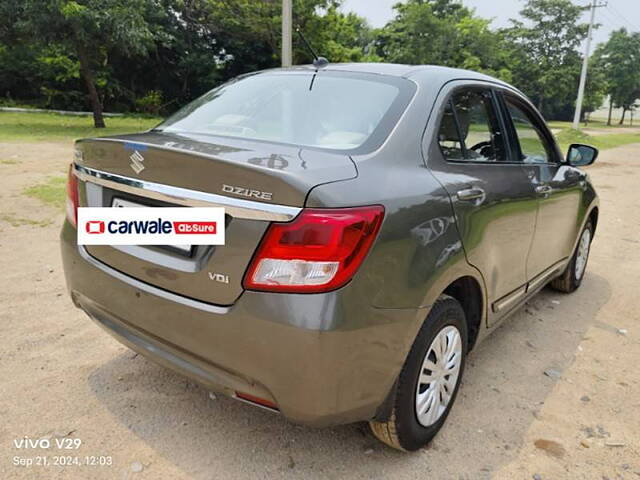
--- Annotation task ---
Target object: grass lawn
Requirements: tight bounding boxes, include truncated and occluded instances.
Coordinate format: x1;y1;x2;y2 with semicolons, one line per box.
23;176;67;210
0;111;161;142
548;118;640;129
554;128;640;153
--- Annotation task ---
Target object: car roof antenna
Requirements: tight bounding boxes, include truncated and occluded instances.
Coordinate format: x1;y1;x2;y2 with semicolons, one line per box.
295;26;329;69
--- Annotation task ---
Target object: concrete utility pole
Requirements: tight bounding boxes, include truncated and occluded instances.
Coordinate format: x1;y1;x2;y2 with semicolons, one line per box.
282;0;293;67
572;0;605;129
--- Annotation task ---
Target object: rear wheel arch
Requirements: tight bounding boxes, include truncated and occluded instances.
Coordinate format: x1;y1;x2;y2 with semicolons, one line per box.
373;273;485;423
370;294;469;450
588;206;599;235
442;276;484;351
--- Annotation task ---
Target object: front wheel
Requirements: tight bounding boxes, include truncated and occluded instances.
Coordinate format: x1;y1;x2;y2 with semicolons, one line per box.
369;295;468;451
550;220;593;293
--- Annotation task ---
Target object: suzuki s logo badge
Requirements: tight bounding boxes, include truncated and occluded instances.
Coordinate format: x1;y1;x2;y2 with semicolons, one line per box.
129;150;145;174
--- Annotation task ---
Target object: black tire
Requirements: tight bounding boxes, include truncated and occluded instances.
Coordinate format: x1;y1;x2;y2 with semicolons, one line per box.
369;295;468;451
550;220;593;293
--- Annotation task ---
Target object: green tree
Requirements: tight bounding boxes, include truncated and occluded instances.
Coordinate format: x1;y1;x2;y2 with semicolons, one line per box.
594;28;640;125
13;0;159;127
116;0;230;110
374;0;511;80
204;0;376;68
296;5;379;63
0;0;376;117
502;0;589;119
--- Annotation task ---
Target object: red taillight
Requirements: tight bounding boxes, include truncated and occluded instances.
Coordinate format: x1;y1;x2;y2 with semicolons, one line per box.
243;206;384;293
66;164;79;227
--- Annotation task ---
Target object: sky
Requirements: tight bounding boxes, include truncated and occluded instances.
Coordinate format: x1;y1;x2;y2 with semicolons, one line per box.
341;0;640;47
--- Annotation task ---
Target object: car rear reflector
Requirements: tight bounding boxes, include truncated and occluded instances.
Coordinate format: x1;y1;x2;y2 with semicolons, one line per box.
235;392;278;410
66;164;79;227
243;206;384;293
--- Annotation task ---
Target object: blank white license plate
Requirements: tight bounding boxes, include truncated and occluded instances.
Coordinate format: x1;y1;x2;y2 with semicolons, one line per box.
111;197;192;253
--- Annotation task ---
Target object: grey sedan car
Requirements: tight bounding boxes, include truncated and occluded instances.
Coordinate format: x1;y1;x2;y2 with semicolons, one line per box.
61;63;599;451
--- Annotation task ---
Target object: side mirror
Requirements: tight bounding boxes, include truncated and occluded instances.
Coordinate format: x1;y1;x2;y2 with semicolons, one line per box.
567;143;598;167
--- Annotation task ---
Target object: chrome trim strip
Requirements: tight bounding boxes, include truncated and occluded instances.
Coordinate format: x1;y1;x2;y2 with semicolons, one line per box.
74;163;301;222
526;258;568;293
492;285;526;313
492;257;569;314
78;245;230;314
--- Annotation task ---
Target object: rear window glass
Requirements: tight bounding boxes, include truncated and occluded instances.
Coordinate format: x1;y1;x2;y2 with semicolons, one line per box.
156;72;413;152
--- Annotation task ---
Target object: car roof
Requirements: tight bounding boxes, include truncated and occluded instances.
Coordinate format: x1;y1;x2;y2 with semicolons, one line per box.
280;62;509;85
286;62;418;77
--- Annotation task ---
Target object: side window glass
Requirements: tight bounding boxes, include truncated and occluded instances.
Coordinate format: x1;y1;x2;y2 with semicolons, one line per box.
505;99;553;164
438;101;465;161
438;89;507;162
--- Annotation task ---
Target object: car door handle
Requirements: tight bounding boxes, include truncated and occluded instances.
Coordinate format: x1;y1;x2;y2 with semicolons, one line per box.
456;187;485;202
535;185;553;195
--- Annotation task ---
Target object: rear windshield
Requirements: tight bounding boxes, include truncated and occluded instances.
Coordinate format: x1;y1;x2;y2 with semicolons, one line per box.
156;71;415;152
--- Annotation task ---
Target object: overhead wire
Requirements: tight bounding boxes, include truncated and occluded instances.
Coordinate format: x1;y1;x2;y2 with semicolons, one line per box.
606;1;640;31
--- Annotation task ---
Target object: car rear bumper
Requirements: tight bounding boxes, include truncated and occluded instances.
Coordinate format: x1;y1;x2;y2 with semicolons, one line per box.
60;221;427;427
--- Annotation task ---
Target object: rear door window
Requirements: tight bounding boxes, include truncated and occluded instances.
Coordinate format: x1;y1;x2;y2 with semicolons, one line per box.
438;89;507;162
